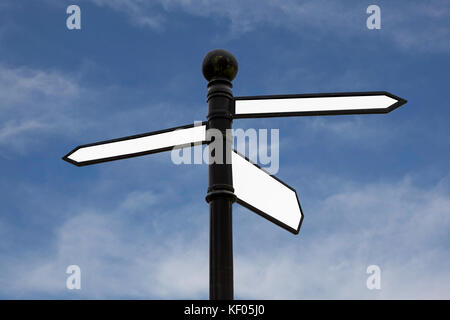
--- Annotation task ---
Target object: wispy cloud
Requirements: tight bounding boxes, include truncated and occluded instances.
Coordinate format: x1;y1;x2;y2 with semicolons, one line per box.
0;62;193;154
0;64;81;151
82;0;450;53
89;0;165;29
386;0;450;53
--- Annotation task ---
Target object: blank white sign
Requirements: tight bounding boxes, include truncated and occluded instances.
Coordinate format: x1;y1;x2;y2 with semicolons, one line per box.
234;93;405;118
232;151;303;234
65;123;206;165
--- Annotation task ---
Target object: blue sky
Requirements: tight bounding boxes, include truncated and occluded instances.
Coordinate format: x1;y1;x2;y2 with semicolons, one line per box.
0;0;449;299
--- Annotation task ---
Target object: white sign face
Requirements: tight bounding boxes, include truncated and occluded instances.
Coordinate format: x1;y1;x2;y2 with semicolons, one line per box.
232;151;303;234
64;123;207;166
234;92;406;118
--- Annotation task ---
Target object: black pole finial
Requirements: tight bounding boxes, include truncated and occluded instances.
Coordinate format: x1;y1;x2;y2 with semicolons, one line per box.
202;49;238;82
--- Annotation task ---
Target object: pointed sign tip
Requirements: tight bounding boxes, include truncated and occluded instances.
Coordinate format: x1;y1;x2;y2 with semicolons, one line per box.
385;91;407;105
62;148;83;167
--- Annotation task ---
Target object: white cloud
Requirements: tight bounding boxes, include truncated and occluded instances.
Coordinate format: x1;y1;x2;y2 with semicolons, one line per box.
89;0;164;29
0;206;209;298
0;119;51;142
234;177;450;299
384;1;450;53
0;64;81;151
84;0;357;34
1;175;449;299
0;62;190;154
83;0;450;53
0;64;79;106
120;190;160;212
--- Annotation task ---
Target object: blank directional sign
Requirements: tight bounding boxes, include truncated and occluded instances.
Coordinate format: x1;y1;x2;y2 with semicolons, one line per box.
233;91;407;118
63;122;207;166
232;151;303;234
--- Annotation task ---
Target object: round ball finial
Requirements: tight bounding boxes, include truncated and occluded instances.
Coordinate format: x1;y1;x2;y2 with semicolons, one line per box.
202;49;238;82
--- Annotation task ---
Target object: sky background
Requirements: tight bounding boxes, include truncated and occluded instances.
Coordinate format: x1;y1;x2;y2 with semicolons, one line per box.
0;0;449;299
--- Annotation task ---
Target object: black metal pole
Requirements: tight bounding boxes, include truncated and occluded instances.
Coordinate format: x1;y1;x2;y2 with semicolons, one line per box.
202;49;238;300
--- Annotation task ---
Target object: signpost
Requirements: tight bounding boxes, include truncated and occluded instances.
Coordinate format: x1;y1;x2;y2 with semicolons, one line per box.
63;49;407;300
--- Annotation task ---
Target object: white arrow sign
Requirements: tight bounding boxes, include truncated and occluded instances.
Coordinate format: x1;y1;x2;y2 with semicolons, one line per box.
232;150;303;234
233;91;406;118
63;122;207;166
